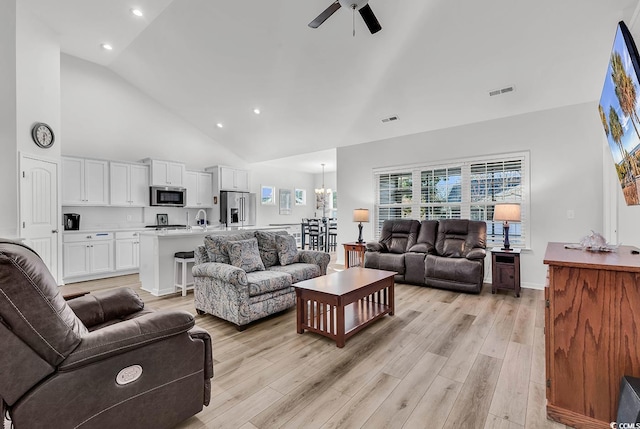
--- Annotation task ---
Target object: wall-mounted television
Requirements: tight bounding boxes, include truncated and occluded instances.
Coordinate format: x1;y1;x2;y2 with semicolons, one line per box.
599;21;640;205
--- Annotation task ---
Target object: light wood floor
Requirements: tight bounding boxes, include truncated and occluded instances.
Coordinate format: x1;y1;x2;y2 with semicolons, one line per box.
55;262;568;429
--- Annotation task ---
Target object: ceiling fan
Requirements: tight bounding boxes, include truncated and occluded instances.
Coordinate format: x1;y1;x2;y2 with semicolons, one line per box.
309;0;382;35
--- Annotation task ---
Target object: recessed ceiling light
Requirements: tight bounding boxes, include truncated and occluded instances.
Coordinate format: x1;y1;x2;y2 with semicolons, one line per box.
101;43;113;51
253;108;261;115
216;123;224;128
131;8;143;17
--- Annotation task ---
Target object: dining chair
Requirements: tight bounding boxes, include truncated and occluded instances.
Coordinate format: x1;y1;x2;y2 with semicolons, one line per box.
308;219;321;250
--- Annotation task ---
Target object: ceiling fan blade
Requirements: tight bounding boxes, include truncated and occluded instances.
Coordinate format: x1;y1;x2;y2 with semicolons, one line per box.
359;4;382;34
308;1;342;29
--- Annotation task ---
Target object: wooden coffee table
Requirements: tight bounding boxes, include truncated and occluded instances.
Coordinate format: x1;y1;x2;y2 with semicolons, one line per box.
294;267;396;348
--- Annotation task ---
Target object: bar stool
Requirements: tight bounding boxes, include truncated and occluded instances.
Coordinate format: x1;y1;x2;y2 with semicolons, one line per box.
301;218;310;249
328;219;337;251
174;251;195;296
308;219;321;250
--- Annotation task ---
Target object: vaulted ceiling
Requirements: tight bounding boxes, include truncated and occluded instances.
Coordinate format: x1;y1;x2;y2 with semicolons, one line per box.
22;0;640;169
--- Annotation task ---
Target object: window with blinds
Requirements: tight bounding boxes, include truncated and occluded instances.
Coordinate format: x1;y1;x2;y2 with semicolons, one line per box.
374;152;529;247
376;173;413;233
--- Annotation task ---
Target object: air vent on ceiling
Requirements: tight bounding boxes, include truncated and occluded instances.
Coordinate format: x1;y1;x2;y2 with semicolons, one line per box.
381;115;399;123
489;85;515;97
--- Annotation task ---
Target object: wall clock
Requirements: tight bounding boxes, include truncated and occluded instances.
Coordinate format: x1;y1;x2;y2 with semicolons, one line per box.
31;122;55;149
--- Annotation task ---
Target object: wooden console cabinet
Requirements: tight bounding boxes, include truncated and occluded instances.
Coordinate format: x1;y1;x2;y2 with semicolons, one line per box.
543;242;640;427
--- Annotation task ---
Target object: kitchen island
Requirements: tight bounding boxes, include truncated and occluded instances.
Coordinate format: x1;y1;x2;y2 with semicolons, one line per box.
139;225;293;296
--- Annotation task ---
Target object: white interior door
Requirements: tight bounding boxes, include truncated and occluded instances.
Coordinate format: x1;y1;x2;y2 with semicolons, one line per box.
20;155;59;282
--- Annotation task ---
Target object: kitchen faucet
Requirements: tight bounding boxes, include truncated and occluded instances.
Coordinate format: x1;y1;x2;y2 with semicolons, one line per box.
195;209;207;230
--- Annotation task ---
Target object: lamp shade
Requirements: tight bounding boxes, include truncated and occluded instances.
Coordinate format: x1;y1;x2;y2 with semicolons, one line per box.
493;203;521;222
353;208;370;223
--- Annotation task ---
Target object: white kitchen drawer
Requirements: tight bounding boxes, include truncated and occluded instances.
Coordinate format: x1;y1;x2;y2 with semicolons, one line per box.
115;231;143;239
63;232;113;243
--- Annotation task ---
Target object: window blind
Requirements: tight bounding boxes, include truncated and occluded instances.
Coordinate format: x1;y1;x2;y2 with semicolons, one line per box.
373;153;529;247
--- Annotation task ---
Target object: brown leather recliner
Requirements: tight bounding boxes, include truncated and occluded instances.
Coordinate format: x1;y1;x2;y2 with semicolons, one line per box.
365;219;487;293
363;219;420;282
0;240;213;429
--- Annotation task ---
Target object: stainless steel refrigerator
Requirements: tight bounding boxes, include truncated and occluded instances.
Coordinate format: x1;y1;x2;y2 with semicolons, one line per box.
220;191;256;227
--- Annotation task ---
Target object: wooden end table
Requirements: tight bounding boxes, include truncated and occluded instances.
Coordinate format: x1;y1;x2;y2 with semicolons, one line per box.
294;267;396;347
491;247;521;297
343;242;366;268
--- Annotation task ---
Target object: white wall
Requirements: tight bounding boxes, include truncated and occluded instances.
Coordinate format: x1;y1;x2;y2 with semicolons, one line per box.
248;165;317;226
60;54;246;170
0;0;18;238
337;101;604;288
0;3;61;239
16;2;60;159
57;55;325;230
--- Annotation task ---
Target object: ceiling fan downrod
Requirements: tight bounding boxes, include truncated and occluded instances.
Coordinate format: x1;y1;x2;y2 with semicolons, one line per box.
352;4;356;37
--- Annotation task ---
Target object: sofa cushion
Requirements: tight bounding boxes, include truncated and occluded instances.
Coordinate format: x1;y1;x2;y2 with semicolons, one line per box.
204;231;255;264
435;219;487;257
248;286;295;304
255;230;288;268
425;254;483;285
228;238;265;273
245;270;292;297
364;252;405;275
268;263;321;283
378;219;420;254
409;220;438;253
275;234;299;266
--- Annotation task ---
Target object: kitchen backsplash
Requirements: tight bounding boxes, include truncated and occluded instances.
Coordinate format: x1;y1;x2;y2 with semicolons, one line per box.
61;206;214;231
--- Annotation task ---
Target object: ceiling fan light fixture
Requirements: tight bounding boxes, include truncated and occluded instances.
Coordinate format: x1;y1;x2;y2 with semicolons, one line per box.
130;8;143;17
101;43;113;50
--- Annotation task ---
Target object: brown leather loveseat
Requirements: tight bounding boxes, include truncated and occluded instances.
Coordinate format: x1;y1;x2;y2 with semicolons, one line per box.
0;240;213;429
364;219;487;293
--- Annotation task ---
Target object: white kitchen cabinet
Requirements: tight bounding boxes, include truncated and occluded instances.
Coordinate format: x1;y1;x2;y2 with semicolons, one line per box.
63;233;114;279
115;231;142;270
185;171;213;208
144;159;185;187
208;165;250;192
110;162;149;206
62;157;109;205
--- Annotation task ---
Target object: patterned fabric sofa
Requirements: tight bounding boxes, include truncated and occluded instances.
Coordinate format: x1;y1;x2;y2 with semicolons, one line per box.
193;230;330;329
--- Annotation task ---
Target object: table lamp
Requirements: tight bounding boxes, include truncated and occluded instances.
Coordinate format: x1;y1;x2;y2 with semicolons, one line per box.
493;203;521;250
353;208;369;243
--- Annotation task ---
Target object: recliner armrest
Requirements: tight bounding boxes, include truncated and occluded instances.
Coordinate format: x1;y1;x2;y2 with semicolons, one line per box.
188;326;213;380
59;310;195;371
465;248;486;260
192;262;247;286
366;242;386;252
67;288;144;328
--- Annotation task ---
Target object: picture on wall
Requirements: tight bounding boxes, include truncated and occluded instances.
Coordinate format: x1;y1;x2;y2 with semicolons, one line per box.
599;21;640;205
279;189;292;215
295;189;306;206
261;185;275;205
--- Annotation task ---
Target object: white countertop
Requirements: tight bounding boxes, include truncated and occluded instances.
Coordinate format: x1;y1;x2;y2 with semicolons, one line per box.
63;227;148;234
139;225;289;238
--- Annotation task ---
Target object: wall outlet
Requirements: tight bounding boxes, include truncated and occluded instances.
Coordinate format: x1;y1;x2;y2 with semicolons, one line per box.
126;215;132;221
566;209;575;219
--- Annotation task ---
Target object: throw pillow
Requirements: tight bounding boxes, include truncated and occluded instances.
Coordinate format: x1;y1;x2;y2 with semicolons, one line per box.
227;238;265;273
255;230;288;268
275;234;299;266
204;232;255;263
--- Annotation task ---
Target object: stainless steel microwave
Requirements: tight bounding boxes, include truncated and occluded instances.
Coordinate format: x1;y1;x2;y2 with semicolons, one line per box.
150;186;186;207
